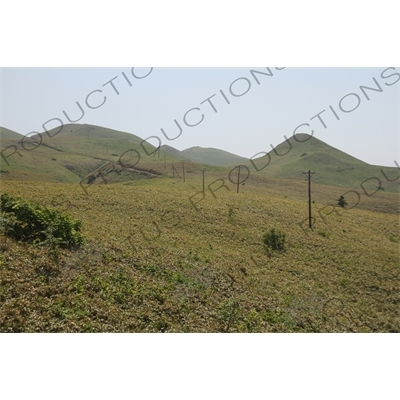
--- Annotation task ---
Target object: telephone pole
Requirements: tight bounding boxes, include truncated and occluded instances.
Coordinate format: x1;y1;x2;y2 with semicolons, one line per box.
237;165;241;193
302;170;316;228
182;160;186;183
202;168;205;193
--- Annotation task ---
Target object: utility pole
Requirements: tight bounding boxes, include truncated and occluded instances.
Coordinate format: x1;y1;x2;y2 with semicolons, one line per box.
302;170;316;228
182;160;186;183
237;165;241;194
202;168;205;193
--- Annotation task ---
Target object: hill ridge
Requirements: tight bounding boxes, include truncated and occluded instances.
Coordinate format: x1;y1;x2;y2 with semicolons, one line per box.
1;124;398;193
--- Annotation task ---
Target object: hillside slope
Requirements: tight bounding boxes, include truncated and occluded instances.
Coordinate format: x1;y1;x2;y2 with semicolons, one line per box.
1;178;398;332
244;134;399;192
181;146;248;166
0;127;24;141
0;124;187;183
160;145;191;161
1;125;399;194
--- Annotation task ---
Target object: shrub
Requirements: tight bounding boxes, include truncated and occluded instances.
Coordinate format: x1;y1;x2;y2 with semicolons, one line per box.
263;228;286;252
337;195;347;208
0;193;84;248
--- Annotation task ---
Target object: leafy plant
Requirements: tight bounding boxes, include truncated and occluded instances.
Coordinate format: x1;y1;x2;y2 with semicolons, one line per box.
0;193;84;248
263;228;286;252
218;300;241;332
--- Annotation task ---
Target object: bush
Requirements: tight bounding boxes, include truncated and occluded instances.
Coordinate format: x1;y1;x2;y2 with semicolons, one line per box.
0;193;84;248
263;228;286;252
337;195;347;208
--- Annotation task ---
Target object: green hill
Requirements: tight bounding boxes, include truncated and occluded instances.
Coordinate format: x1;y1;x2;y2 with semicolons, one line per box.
180;146;248;166
0;126;84;183
245;134;399;193
0;127;24;141
160;144;248;166
1;125;398;195
0;123;188;184
160;145;191;161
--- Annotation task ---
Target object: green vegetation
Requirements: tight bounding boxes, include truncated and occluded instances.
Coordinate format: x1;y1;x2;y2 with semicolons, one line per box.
317;230;328;238
228;207;235;219
0;178;398;333
263;228;286;252
0;193;84;248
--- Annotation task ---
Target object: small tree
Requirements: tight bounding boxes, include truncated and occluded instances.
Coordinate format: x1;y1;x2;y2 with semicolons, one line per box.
337;195;347;208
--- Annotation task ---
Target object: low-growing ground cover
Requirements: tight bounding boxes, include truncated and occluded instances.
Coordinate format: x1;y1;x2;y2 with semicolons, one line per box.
0;178;398;332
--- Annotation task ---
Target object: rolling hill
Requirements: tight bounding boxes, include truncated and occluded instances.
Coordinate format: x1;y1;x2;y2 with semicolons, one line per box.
0;127;24;140
160;145;191;161
242;134;399;193
0;123;187;184
181;146;247;166
160;144;248;166
1;124;399;194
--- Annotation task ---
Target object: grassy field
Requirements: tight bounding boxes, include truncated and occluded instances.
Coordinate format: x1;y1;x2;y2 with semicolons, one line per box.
1;175;398;332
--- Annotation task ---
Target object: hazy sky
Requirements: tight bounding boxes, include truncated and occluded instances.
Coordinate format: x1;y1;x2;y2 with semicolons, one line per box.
1;67;399;167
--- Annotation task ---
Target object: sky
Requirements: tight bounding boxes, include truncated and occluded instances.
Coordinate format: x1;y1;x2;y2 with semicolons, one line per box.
1;67;398;167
